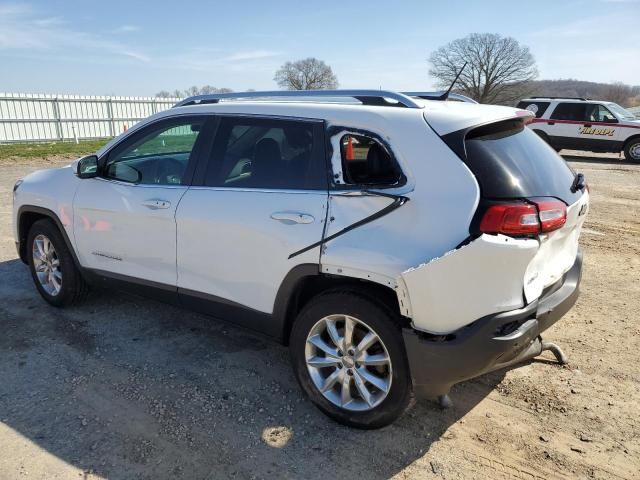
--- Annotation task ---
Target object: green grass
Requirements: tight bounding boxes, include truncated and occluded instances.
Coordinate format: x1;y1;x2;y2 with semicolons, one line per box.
0;139;111;161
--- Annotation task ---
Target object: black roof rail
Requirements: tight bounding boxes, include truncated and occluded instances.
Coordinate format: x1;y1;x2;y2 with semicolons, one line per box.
173;90;423;109
530;96;589;101
402;91;478;104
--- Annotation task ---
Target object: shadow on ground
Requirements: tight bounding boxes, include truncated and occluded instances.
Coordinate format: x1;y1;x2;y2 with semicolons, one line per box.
0;258;507;479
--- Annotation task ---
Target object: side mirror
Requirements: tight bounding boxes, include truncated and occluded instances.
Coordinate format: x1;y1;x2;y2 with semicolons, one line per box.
76;155;98;179
603;117;618;124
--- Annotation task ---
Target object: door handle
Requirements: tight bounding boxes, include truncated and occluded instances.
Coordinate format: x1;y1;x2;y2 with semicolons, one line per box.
547;121;555;125
583;123;592;127
142;199;171;210
270;212;315;224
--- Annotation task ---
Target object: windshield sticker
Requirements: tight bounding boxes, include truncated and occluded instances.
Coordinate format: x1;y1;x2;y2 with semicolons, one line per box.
579;126;615;136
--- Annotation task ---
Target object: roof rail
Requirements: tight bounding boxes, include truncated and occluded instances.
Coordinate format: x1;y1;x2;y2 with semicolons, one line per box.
173;90;423;109
402;91;478;104
530;96;588;101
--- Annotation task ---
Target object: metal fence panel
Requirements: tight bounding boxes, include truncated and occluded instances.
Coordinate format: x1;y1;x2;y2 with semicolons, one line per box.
0;93;181;143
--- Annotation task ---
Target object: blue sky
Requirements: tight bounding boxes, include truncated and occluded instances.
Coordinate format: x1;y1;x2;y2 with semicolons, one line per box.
1;0;639;96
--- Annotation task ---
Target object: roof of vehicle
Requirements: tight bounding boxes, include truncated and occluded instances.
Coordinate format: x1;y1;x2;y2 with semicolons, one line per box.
520;97;602;103
96;91;525;156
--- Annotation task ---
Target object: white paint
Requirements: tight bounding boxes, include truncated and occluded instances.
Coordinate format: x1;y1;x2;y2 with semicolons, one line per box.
176;188;326;313
398;235;540;334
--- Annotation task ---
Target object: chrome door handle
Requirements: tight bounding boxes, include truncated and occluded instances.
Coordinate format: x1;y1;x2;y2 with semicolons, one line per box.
270;212;315;224
142;199;171;210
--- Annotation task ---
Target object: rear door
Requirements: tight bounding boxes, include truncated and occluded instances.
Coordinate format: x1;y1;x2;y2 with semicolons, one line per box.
176;116;328;320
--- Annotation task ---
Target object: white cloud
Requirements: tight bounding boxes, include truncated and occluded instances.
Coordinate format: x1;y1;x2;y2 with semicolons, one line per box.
113;24;140;33
0;4;149;63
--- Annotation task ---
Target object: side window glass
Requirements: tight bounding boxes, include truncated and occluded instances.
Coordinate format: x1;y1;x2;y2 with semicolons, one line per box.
517;101;550;118
105;119;204;185
589;105;616;122
550;103;588;121
204;118;324;190
340;134;400;185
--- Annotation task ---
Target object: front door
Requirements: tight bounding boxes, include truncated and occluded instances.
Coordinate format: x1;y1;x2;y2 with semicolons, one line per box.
176;116;328;320
73;115;211;286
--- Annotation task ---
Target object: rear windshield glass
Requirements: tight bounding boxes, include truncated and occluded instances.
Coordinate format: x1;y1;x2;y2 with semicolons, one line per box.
463;119;581;205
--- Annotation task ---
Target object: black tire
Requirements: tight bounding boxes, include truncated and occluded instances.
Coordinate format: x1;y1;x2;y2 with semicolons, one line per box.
289;289;413;429
624;138;640;163
27;218;89;307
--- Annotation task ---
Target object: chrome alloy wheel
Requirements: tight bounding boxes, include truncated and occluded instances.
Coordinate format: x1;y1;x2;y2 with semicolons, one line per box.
305;314;392;411
630;143;640;161
32;234;62;296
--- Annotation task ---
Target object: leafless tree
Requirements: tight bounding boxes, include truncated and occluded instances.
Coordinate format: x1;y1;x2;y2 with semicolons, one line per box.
604;82;632;106
429;33;538;104
274;58;338;90
155;86;234;98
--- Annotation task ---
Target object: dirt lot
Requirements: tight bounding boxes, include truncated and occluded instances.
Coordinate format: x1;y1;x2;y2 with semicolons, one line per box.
0;152;638;480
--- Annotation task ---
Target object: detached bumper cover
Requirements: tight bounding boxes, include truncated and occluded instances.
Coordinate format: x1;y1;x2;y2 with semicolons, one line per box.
403;250;582;397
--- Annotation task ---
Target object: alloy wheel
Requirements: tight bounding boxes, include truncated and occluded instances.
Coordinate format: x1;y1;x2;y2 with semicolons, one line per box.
305;314;392;411
32;234;62;296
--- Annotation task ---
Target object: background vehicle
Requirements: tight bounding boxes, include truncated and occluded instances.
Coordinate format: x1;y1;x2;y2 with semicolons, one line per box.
13;90;588;428
517;97;640;161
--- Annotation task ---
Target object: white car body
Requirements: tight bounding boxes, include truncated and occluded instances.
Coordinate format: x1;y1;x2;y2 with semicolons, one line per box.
13;90;588;401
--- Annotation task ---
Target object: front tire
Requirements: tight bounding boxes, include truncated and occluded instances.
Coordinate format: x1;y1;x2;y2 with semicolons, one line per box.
624;138;640;163
290;290;413;429
27;219;89;307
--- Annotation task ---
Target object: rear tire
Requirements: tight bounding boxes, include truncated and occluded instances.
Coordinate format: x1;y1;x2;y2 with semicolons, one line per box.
289;290;413;429
624;138;640;163
27;219;89;307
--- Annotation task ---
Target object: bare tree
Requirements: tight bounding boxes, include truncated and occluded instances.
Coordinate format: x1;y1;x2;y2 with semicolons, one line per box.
274;58;338;90
429;33;538;104
155;86;234;98
604;82;632;106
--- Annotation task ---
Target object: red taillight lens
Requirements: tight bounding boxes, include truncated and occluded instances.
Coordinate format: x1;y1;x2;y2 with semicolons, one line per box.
479;198;567;236
479;203;540;235
530;198;567;233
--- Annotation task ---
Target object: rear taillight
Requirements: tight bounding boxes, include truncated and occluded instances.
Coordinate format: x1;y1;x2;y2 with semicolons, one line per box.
531;198;567;232
479;198;567;236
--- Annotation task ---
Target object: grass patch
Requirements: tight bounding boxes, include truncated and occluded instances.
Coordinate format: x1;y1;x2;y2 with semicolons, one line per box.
0;139;111;161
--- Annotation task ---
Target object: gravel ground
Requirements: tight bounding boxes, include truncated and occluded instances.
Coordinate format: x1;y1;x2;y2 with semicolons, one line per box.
0;151;638;480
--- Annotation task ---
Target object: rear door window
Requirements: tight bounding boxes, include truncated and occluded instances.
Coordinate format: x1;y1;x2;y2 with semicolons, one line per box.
457;119;582;206
204;117;326;190
516;101;550;118
550;103;588;121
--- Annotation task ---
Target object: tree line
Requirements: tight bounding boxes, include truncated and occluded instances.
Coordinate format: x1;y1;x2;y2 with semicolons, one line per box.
156;34;639;107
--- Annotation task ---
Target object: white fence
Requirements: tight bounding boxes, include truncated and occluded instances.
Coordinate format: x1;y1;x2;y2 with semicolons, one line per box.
0;93;182;144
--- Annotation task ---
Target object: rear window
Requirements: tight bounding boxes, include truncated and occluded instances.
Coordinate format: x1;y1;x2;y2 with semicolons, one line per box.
462;119;582;205
516;101;550;118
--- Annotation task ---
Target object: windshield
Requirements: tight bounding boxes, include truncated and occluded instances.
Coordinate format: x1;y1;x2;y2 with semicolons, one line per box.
606;103;636;121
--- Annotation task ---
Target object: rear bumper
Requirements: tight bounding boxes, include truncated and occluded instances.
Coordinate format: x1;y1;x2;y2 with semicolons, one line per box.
403;250;582;397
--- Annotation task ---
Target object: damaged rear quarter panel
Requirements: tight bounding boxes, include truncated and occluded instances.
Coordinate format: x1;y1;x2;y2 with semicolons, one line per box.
397;234;540;334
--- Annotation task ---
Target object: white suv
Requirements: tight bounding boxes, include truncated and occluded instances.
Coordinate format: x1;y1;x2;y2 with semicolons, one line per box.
517;97;640;161
12;90;589;428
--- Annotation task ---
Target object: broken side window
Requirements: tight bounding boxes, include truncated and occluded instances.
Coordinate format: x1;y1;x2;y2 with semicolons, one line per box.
339;134;401;186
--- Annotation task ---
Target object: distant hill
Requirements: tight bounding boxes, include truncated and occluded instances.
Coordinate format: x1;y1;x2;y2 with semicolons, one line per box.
527;79;640;107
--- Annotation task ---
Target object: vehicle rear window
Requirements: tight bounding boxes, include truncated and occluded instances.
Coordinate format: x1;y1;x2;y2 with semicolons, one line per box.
461;119;582;205
516;101;550;118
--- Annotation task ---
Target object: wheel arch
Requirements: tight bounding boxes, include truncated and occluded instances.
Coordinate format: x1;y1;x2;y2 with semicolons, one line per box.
17;206;80;268
623;134;640;150
275;264;406;345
